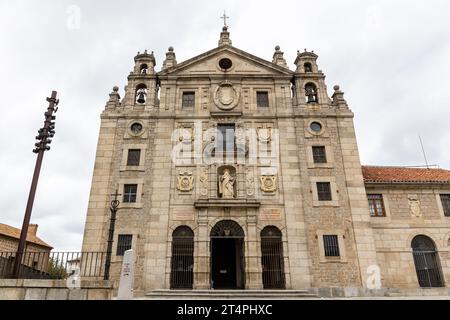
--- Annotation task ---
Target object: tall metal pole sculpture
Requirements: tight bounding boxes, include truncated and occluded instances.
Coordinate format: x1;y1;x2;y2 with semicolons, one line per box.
104;190;120;280
13;91;59;278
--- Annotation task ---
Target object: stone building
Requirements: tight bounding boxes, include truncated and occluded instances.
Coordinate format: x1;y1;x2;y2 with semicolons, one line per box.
81;26;450;296
0;223;52;274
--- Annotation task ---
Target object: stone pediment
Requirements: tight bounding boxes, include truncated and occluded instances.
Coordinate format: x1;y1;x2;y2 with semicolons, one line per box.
157;45;293;78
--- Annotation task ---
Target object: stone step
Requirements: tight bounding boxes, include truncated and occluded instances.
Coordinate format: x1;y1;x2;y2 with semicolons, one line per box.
144;289;318;300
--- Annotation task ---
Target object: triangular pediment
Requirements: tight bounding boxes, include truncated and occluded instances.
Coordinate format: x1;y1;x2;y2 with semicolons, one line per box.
157;45;293;77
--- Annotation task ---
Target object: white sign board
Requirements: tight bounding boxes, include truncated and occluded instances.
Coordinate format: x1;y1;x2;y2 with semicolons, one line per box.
117;249;135;300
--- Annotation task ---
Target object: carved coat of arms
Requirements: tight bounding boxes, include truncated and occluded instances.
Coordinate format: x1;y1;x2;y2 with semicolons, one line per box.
408;195;421;217
260;174;277;193
213;81;240;110
177;171;194;192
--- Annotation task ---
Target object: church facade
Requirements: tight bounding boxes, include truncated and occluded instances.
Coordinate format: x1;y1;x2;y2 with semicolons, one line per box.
82;27;450;296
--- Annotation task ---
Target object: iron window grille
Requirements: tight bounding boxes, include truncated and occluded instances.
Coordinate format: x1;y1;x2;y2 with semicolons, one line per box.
116;235;133;256
312;146;327;163
368;194;386;217
182;92;195;108
127;149;141;166
123;184;138;203
323;235;340;257
317;182;332;201
256;91;269;108
440;194;450;217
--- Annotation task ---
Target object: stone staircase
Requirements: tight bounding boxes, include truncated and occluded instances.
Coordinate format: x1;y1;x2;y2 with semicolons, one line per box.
143;289;318;300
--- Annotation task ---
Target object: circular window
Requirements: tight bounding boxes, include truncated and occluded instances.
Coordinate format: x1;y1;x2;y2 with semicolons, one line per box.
130;122;143;135
310;121;322;133
219;58;232;70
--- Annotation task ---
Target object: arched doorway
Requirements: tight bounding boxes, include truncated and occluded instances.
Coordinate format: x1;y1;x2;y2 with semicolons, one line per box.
170;226;194;289
411;235;444;288
210;220;245;289
261;226;285;289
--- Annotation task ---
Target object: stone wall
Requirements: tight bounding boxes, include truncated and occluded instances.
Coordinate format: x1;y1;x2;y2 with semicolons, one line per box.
0;279;113;300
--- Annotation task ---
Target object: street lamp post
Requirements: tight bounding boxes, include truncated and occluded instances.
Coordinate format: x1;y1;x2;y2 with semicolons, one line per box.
13;91;59;278
104;190;120;280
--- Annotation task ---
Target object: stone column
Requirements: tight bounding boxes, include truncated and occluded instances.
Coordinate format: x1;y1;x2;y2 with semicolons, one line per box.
194;208;210;289
245;209;263;289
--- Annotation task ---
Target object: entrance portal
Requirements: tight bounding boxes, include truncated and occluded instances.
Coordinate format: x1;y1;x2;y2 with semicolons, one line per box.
210;220;245;289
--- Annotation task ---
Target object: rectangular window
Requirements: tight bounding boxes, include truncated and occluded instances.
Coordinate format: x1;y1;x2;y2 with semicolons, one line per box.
367;194;386;217
217;124;235;154
323;235;340;257
116;234;132;256
256;91;269;108
123;184;138;203
440;194;450;217
317;182;332;201
126;149;141;166
312;146;327;163
182;92;195;108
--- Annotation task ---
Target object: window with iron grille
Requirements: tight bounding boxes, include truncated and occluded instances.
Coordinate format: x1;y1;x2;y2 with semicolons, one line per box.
123;184;138;203
440;194;450;217
367;194;386;217
116;234;132;256
317;182;332;201
257;91;269;108
182;92;195;108
323;235;340;257
312;146;327;163
126;149;141;166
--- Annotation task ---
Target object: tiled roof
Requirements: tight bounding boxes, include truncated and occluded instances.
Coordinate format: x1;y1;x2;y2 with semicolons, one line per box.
0;223;52;248
362;166;450;184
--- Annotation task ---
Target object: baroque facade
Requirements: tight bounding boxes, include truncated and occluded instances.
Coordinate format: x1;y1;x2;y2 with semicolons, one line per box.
82;27;450;296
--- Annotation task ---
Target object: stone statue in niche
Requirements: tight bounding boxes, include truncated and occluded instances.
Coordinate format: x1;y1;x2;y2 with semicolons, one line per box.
219;169;235;199
177;171;194;192
408;195;421;217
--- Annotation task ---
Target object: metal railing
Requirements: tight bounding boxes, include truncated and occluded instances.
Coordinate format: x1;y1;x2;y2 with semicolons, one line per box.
261;236;286;289
412;251;445;288
0;252;107;279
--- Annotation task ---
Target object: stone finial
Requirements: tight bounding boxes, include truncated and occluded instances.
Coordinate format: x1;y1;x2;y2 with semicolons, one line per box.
218;26;232;46
106;85;121;110
162;46;177;70
133;50;156;74
272;45;288;68
332;84;348;107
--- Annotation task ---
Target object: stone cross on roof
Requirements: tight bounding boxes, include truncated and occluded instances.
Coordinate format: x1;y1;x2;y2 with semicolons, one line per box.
220;11;229;27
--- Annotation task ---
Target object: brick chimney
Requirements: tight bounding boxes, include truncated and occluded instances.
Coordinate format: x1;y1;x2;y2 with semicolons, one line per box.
28;224;38;236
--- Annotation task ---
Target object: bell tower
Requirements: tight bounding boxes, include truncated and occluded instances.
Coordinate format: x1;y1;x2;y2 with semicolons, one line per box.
123;50;158;109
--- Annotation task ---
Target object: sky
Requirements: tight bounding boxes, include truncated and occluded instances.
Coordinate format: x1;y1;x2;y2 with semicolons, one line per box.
0;0;449;251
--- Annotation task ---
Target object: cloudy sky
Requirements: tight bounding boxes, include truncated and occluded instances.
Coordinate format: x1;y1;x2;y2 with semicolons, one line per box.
1;0;449;251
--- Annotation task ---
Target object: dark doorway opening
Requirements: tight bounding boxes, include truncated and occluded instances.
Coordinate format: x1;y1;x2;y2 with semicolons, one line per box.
210;220;245;289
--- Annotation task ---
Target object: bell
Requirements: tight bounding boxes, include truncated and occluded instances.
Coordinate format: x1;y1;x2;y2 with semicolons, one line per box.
136;91;146;104
307;95;316;103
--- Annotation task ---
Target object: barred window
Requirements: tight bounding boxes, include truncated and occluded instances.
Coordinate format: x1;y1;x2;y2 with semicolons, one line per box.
323;235;340;257
440;194;450;217
257;91;269;108
127;149;141;166
117;234;132;256
182;92;195;108
317;182;332;201
368;194;386;217
123;184;138;203
312;146;327;163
